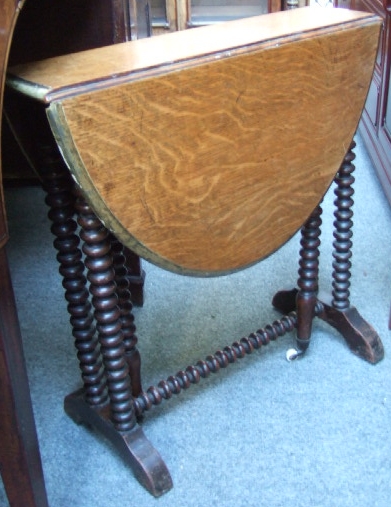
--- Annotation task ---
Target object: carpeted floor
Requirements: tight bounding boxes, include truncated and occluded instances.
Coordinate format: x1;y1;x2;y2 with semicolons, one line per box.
1;133;391;507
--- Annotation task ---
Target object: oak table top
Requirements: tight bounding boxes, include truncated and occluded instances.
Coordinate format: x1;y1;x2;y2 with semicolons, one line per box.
7;7;381;275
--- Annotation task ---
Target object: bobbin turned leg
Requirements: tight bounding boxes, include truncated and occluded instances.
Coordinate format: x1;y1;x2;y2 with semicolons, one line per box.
280;205;322;361
316;141;383;363
40;146;108;406
64;187;172;497
110;234;142;397
273;142;384;363
39;145;170;495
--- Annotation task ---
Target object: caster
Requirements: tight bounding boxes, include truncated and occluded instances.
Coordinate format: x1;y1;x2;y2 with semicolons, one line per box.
286;348;303;361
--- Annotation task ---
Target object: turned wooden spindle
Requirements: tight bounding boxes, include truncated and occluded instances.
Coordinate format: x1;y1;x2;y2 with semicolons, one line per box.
295;205;322;353
332;141;356;311
41;145;108;406
110;234;142;397
76;188;136;431
133;312;298;416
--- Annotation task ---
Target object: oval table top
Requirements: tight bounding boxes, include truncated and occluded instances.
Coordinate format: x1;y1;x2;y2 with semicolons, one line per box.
7;8;381;275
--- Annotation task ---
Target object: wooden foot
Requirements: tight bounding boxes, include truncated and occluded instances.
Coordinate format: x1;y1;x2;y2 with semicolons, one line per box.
317;299;384;364
64;388;173;497
272;288;298;315
272;288;384;364
124;248;146;307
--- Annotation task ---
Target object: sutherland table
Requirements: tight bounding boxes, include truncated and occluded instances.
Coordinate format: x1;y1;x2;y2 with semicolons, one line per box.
6;7;385;497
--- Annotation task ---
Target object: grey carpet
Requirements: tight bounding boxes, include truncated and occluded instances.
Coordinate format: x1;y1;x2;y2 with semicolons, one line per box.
1;132;391;507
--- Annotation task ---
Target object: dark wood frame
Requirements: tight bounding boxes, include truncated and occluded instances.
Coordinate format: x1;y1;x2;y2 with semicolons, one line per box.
344;0;391;206
5;9;384;497
1;2;386;501
0;1;49;505
0;1;151;504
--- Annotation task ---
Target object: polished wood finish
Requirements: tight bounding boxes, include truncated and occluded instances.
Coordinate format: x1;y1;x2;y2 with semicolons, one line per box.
272;144;384;364
25;133;171;496
64;388;173;497
0;250;49;507
8;8;381;275
2;0;130;180
5;7;384;497
9;8;375;98
345;0;391;207
340;1;391;328
0;1;49;506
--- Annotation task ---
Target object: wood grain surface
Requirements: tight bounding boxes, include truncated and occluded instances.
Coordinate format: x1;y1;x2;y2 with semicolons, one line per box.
7;8;377;102
9;9;381;275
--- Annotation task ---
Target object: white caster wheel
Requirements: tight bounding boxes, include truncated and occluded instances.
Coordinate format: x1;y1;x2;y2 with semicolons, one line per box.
286;348;300;361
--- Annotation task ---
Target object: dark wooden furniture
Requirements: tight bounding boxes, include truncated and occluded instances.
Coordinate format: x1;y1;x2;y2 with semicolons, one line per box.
4;0;148;306
0;1;49;506
337;0;391;328
2;0;149;183
341;0;391;205
149;0;309;34
6;6;384;498
0;250;49;507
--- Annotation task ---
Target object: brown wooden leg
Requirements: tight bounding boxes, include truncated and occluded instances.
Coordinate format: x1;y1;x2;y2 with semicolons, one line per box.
64;388;172;497
36;143;168;496
331;142;355;312
318;299;384;363
0;248;49;507
320;141;383;363
111;235;142;397
70;188;172;496
295;204;322;355
77;188;136;431
272;204;322;360
273;142;384;364
40;144;108;406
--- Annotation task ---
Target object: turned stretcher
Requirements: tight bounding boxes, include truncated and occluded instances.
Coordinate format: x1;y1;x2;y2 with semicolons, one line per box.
6;7;383;497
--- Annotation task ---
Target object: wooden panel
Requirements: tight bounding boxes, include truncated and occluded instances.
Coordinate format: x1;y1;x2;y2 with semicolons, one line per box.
352;0;385;74
0;0;49;505
366;77;381;126
8;8;376;101
8;9;381;275
349;0;391;207
8;0;116;66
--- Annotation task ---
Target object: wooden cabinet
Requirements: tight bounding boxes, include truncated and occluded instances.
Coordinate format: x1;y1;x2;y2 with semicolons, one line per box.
2;0;307;182
2;0;150;182
150;0;277;32
149;0;308;33
344;0;391;205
